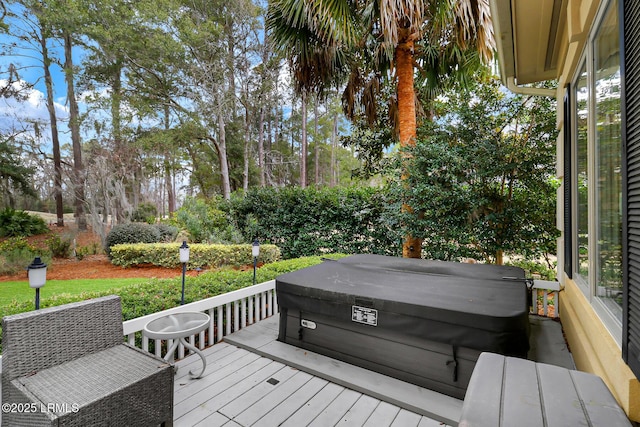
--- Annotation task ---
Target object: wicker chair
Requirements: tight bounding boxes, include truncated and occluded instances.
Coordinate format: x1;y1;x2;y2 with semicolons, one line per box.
1;295;173;427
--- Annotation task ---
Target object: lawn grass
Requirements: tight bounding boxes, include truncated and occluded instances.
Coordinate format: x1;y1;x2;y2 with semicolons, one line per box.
0;278;150;306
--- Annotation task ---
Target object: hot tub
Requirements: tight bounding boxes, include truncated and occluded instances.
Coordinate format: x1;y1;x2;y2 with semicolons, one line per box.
276;254;530;399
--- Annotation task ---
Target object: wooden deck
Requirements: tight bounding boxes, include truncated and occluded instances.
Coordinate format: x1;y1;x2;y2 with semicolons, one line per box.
174;313;573;426
173;339;448;426
0;302;572;426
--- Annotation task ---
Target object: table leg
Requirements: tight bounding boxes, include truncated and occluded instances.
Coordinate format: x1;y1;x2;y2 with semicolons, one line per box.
163;339;180;363
180;337;207;378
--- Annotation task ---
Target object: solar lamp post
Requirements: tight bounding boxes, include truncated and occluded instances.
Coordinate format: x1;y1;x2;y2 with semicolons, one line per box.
28;257;47;310
179;241;190;305
252;239;260;286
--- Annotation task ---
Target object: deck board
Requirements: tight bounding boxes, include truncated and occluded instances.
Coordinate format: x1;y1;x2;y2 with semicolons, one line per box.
225;316;463;425
390;409;423;427
175;358;285;425
279;382;345;426
339;395;381;425
230;370;313;425
255;376;328;426
173;335;449;426
363;401;401;427
307;388;362;427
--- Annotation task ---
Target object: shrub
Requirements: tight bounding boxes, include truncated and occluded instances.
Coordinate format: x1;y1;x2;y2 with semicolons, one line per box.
227;186;398;259
506;258;557;281
154;223;179;242
131;202;158;224
76;242;102;260
104;223;161;256
171;197;242;243
109;242;281;268
47;234;73;258
0;237;38;253
0;208;48;237
0;238;50;275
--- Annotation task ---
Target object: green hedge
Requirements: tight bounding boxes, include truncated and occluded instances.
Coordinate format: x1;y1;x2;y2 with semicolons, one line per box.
109;243;281;269
228;186;399;259
0;254;348;353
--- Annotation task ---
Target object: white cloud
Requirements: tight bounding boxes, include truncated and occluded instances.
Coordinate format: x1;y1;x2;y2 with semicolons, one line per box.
0;79;70;147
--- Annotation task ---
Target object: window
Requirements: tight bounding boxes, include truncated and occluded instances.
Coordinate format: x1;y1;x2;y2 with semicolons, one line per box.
594;1;622;320
571;0;622;326
575;63;589;281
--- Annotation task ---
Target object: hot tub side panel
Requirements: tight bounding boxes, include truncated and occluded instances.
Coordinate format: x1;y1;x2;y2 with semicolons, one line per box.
277;307;480;400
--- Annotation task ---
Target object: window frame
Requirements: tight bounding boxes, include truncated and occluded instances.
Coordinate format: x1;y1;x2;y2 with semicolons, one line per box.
571;0;623;345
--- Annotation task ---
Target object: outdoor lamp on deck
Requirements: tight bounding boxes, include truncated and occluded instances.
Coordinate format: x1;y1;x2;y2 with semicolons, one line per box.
252;239;260;286
179;241;190;305
28;257;47;310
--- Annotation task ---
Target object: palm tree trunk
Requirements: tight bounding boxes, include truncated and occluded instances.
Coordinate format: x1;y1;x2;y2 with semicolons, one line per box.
397;37;421;258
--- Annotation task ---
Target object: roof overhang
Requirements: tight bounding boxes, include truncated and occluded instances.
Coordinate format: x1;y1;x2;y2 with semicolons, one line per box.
489;0;566;85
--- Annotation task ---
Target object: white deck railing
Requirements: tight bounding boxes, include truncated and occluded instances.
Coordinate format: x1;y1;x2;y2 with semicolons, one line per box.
0;278;561;372
531;279;560;318
122;279;278;360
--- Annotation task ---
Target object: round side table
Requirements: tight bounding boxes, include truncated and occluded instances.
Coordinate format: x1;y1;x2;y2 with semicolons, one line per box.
143;312;210;378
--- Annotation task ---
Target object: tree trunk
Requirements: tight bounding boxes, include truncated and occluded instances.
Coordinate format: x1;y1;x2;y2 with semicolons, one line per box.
314;97;319;185
397;36;420;258
64;31;86;231
266;109;273;187
163;160;174;214
330;111;337;187
300;92;308;188
217;103;232;199
243;105;250;192
112;61;127;223
112;61;123;151
163;106;175;215
225;20;236;112
41;27;63;227
258;105;266;187
258;38;270;188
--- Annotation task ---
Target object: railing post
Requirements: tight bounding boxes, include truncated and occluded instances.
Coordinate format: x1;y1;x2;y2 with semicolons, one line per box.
217;305;223;343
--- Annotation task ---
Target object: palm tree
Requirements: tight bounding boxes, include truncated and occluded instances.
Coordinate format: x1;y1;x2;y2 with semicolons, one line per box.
267;0;494;258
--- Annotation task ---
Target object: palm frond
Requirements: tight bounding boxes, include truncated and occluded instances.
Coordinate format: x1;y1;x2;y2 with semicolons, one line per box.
453;0;495;63
267;0;359;95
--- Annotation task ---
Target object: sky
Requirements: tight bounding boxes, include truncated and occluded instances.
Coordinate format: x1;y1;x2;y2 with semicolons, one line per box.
0;3;86;149
0;77;69;135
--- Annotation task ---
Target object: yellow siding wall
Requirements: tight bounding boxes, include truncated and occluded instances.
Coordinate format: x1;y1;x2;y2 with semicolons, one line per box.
560;279;640;421
556;0;639;421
